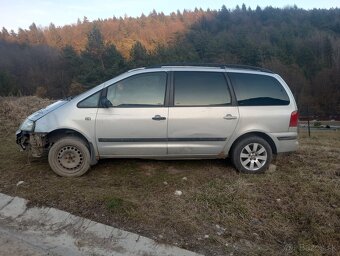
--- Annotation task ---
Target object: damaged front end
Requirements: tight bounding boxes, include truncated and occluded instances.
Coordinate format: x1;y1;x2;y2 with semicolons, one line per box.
15;99;70;157
16;131;48;157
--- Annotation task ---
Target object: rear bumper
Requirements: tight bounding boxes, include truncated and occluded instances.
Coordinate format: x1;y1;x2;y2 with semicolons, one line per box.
270;132;299;153
276;138;298;153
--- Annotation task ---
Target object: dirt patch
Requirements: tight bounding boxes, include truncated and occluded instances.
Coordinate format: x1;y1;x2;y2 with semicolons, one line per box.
165;166;192;174
0;97;339;255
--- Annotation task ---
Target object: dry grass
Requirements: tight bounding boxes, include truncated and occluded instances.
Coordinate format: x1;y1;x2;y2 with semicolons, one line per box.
0;97;339;255
0;96;55;131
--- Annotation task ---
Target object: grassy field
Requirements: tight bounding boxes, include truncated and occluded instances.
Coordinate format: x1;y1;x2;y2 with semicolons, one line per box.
0;97;339;255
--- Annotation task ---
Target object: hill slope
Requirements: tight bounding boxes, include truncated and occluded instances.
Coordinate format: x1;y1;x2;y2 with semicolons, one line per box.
0;5;339;115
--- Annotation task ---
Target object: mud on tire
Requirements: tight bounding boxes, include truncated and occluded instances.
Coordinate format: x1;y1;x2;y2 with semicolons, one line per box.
48;136;91;177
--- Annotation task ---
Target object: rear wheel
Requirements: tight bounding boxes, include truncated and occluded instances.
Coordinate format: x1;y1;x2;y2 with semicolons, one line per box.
231;136;272;174
48;136;91;177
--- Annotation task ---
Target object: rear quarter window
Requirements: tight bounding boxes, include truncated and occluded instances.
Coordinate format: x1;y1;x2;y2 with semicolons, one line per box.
228;73;290;106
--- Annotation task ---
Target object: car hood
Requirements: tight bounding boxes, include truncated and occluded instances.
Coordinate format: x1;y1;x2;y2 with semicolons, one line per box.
28;100;69;122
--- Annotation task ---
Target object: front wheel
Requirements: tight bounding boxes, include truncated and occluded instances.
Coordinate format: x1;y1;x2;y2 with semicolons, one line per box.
231;136;272;174
48;136;91;177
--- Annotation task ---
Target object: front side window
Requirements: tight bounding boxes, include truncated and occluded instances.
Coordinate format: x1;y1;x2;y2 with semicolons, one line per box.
174;71;231;106
228;73;290;106
107;72;167;107
77;91;101;108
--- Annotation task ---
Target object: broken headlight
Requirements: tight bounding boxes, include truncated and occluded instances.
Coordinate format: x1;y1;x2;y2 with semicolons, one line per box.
20;119;35;132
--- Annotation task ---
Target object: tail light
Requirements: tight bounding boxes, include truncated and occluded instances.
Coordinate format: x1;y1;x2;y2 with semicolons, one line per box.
289;111;299;127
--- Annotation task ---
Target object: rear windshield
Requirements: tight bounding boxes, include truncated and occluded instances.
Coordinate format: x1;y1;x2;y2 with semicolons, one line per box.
228;73;290;106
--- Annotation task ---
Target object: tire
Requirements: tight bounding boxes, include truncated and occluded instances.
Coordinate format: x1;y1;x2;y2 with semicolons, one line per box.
231;136;272;174
48;136;91;177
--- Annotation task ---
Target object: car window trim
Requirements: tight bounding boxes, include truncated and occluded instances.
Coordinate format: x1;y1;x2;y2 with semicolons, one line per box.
224;72;238;106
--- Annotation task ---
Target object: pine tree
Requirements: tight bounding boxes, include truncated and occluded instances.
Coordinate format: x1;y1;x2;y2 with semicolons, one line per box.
85;25;105;69
130;41;149;67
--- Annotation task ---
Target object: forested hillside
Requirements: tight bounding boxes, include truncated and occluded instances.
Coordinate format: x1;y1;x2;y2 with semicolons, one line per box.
0;5;339;116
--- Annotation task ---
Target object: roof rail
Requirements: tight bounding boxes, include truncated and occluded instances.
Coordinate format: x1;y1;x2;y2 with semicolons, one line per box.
145;63;224;69
127;67;146;72
145;63;273;73
223;64;273;73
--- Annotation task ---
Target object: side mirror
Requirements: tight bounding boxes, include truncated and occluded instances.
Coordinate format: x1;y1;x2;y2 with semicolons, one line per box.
100;97;113;108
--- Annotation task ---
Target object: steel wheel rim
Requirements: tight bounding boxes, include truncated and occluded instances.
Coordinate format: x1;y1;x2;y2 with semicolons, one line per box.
240;143;267;171
57;145;84;173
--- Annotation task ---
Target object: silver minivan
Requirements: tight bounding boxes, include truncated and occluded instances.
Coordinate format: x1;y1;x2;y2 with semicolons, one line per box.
16;65;298;177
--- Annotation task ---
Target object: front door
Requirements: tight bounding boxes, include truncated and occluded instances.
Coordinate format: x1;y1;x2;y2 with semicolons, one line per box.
168;71;239;156
96;72;168;157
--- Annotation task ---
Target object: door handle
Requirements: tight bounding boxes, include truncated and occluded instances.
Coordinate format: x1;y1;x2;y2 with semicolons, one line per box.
223;114;237;120
152;115;166;121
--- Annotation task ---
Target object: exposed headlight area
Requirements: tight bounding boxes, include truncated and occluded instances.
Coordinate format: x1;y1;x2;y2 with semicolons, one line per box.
20;119;35;132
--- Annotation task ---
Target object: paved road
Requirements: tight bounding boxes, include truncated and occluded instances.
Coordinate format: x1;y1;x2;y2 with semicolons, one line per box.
0;193;201;256
0;226;47;256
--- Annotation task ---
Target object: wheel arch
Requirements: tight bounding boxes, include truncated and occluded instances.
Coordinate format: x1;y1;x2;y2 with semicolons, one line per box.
47;128;98;165
229;131;277;156
47;128;88;144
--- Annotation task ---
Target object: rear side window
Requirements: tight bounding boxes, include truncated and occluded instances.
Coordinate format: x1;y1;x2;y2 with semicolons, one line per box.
174;71;231;106
228;73;290;106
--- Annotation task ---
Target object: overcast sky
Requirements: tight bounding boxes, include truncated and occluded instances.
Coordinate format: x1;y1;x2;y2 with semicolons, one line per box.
1;0;339;32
